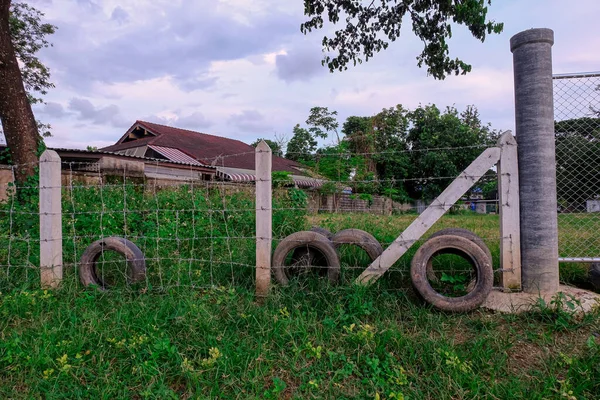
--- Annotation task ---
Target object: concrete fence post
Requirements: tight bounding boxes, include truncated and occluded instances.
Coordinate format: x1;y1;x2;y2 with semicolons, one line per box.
39;149;63;288
255;141;272;299
510;28;559;294
498;131;521;291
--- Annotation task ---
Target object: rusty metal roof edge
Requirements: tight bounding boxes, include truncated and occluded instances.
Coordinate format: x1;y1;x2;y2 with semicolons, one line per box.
49;147;217;169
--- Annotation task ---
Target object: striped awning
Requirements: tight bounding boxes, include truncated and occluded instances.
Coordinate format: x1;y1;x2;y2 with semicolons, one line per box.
216;168;255;182
293;178;324;189
148;145;203;166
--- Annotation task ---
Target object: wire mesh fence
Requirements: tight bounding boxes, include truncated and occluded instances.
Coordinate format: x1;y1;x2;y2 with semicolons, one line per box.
272;144;502;292
0;143;505;295
553;72;600;261
0;155;268;292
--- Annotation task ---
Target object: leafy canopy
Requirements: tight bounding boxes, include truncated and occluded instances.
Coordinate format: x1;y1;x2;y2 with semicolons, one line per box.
9;2;56;105
407;104;497;199
286;124;317;161
301;0;503;79
306;106;340;143
288;103;497;201
555;117;600;211
2;2;56;139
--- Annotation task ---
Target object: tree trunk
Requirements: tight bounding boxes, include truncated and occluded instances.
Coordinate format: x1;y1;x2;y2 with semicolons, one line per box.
0;0;40;185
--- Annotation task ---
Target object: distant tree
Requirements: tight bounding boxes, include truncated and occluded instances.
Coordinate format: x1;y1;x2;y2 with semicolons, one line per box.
297;103;496;202
554;117;600;141
300;0;503;79
371;105;411;183
481;170;498;200
341;106;412;198
86;145;98;152
250;138;283;157
342;115;373;155
313;142;352;181
555;117;600;211
285;124;317;162
406;104;496;199
306;106;340;144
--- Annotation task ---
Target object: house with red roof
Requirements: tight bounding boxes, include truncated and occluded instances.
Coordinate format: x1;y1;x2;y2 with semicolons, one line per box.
101;120;322;188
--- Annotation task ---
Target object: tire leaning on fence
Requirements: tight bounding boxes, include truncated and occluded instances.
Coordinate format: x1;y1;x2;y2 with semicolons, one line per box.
410;234;493;312
425;228;493;285
330;229;383;261
273;231;340;286
290;226;334;267
309;226;334;240
428;228;493;263
79;237;146;290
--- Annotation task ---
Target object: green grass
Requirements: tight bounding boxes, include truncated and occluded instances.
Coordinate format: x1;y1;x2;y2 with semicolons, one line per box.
313;213;501;288
1;284;599;399
0;182;308;291
1;185;600;398
311;213;597;288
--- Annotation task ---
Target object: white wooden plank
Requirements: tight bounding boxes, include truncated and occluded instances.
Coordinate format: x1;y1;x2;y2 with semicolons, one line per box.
255;141;272;298
39;150;63;289
356;147;501;285
498;131;521;291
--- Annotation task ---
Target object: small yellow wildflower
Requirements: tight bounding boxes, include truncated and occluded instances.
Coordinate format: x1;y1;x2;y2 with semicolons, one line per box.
43;369;54;379
181;357;194;372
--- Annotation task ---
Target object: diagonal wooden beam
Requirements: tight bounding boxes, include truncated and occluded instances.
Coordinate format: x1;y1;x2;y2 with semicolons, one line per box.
356;147;501;285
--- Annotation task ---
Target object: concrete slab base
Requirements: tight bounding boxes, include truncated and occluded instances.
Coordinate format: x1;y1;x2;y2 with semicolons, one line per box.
482;285;600;314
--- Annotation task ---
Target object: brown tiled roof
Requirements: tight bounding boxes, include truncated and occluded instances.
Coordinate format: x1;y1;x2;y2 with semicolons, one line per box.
101;120;303;173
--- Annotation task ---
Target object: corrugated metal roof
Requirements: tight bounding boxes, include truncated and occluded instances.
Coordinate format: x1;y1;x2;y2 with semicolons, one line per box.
216;167;324;188
148;145;203;166
48;147;217;169
101;120;305;174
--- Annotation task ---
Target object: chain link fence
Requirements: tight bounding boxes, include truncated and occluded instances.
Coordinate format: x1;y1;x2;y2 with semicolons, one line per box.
553;72;600;261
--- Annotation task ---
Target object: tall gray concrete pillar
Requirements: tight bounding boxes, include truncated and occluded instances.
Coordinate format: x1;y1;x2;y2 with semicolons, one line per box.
510;28;559;294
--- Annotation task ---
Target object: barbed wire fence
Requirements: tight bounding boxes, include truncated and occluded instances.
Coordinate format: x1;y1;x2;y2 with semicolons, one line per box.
553;72;600;262
0;154;264;292
270;144;504;290
0;141;508;295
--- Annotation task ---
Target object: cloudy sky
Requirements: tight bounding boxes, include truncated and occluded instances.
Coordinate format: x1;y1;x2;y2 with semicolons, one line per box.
4;0;600;149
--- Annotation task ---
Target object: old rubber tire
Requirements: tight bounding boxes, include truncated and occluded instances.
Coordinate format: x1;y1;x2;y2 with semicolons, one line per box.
310;226;333;240
426;228;492;287
331;229;383;261
290;226;334;266
79;237;146;289
590;263;600;290
273;231;340;286
428;228;493;263
411;234;493;312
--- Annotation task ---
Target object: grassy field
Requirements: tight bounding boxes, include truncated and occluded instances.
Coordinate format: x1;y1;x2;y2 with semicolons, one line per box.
310;213;595;289
1;282;599;399
1;184;599;398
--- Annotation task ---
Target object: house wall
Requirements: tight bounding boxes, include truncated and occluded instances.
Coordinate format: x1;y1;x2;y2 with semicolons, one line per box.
0;162;216;204
99;157;145;177
306;192;413;216
61;172;102;187
144;164;209;182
